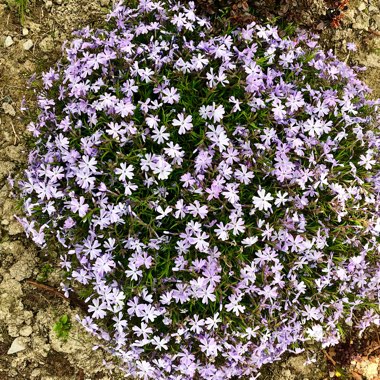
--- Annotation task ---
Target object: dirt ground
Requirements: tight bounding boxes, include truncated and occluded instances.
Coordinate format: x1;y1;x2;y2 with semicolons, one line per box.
0;1;125;378
0;0;379;379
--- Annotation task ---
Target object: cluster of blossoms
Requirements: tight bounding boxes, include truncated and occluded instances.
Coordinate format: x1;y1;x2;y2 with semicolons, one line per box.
17;0;380;378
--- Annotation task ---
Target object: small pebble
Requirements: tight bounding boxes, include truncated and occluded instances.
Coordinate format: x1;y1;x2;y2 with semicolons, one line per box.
19;325;33;337
2;103;16;117
358;2;366;11
23;39;33;51
7;337;27;354
39;36;54;53
374;14;380;29
4;36;13;48
22;28;29;36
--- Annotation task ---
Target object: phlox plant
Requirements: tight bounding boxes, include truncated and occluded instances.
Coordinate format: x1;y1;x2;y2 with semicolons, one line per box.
16;0;380;378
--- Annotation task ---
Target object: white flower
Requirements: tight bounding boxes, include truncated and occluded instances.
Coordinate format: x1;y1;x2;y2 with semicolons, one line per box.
225;294;246;316
359;151;376;170
189;315;205;334
189;231;209;252
152;157;172;180
152;125;170;144
191;53;209;71
206;124;229;152
162;87;180;104
242;236;259;246
229;96;242;112
151;336;169;351
174;199;187;219
146;114;160;129
306;324;324;342
205;312;222;330
234;164;254;184
125;263;142;281
252;188;273;211
214;222;229;241
172;113;193;134
136;360;155;379
211;103;225;123
274;191;288;207
115;163;134;182
156;205;173;220
227;216;245;236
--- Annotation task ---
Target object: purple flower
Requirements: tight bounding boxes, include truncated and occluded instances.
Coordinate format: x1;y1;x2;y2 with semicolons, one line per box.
346;42;357;51
16;0;380;378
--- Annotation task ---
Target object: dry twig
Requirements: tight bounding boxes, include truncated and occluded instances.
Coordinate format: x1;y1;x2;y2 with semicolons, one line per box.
25;279;88;313
323;349;337;366
10;121;20;145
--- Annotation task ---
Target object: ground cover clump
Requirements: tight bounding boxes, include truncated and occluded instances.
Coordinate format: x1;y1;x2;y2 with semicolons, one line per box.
14;0;380;379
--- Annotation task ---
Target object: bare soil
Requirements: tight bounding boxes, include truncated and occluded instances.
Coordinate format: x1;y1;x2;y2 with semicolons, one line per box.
0;0;123;378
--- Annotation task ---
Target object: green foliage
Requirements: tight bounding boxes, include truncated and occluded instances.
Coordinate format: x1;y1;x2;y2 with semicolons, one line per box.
7;0;29;25
53;314;71;341
36;263;53;283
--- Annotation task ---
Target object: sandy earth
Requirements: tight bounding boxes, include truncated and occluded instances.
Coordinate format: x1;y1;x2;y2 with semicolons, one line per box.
0;1;124;378
0;0;379;379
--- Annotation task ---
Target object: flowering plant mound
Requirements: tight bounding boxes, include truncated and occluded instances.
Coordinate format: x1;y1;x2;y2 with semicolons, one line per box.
17;0;380;378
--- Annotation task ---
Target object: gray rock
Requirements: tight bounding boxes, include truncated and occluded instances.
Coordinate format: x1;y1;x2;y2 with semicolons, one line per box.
2;103;16;116
352;15;370;30
19;325;33;337
4;36;13;48
7;337;27;354
9;250;36;281
8;220;24;235
22;28;29;36
39;36;54;53
0;161;16;182
358;2;367;11
23;39;34;51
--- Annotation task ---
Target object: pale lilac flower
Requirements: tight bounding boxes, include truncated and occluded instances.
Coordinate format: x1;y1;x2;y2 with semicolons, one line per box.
125;263;143;281
172;113;193;134
156;205;173;220
69;196;89;217
200;336;220;357
215;222;229;241
88;298;107;319
115;163;134;182
205;313;222;330
152;157;172;180
187;200;208;219
189;314;205;333
359;152;376;170
151;336;169;351
211;103;225;123
152;125;170;144
162;87;180;104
